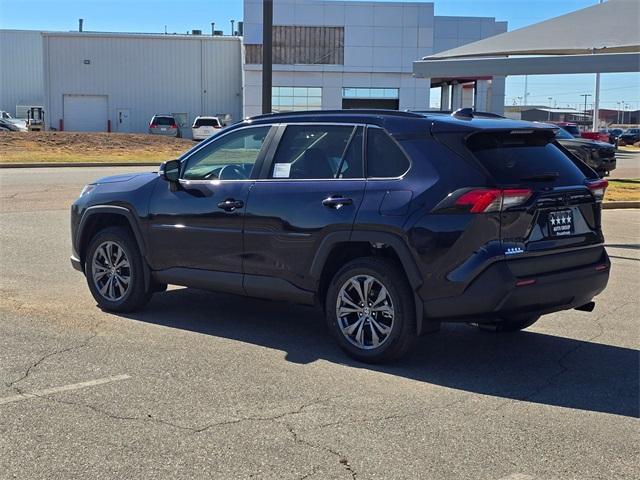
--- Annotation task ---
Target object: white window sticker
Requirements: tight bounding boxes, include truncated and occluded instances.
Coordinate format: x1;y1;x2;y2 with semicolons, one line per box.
273;163;292;178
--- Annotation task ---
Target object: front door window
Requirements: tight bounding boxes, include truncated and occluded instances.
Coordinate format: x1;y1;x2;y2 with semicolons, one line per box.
182;126;271;180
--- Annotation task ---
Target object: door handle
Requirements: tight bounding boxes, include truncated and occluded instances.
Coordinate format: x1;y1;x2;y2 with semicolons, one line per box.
217;198;244;211
322;196;353;209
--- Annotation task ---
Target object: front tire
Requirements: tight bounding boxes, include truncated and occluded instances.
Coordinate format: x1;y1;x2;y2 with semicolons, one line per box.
85;226;152;312
325;257;416;363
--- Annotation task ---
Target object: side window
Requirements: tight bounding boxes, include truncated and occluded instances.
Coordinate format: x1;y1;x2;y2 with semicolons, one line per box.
366;128;410;178
270;125;364;179
182;126;270;180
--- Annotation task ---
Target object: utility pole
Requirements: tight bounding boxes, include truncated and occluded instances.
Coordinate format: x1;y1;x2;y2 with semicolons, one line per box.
580;94;592;131
262;0;273;114
523;76;528;106
548;97;552;121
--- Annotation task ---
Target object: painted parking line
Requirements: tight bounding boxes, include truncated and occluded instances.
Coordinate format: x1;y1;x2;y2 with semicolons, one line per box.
0;374;131;406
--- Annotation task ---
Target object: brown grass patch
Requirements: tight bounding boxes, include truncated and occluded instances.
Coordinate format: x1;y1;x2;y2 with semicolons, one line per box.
605;179;640;202
0;131;194;163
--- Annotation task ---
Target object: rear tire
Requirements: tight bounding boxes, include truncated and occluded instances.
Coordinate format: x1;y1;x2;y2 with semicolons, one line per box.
85;226;152;312
325;257;416;363
475;315;540;333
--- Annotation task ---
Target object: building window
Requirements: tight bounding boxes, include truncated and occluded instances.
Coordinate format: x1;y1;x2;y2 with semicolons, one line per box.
272;87;322;112
245;26;344;65
342;88;399;99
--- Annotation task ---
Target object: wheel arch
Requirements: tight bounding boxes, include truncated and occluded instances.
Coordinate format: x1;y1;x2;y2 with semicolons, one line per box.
76;206;151;290
311;230;432;335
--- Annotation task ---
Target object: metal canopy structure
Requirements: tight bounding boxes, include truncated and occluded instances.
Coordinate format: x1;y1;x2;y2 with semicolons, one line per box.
414;0;640;124
424;0;639;60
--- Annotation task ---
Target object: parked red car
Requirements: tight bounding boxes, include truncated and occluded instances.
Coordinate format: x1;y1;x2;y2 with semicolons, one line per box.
581;131;610;143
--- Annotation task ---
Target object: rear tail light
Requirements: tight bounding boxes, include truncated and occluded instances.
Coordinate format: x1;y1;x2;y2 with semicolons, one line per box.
455;188;532;213
149;123;157;128
586;179;608;201
170;123;177;129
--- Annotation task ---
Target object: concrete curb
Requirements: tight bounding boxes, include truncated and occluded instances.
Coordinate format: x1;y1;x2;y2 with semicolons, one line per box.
0;162;159;168
603;201;640;209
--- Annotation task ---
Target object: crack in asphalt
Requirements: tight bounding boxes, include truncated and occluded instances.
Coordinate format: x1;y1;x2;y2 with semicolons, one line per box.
496;300;635;409
317;395;469;430
14;392;338;437
284;422;357;480
29;394;359;479
298;465;320;480
4;321;104;390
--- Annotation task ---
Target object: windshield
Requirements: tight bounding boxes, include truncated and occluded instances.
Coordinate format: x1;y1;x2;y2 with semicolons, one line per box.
554;128;574;140
561;125;580;136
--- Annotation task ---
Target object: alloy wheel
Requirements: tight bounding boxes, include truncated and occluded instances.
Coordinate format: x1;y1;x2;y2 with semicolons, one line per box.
335;274;395;350
91;241;131;302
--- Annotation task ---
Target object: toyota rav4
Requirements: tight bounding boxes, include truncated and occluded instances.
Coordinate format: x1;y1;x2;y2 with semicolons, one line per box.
71;109;610;363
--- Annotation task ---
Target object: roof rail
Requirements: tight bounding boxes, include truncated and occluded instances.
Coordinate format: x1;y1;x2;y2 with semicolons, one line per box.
413;109;505;119
247;109;425;121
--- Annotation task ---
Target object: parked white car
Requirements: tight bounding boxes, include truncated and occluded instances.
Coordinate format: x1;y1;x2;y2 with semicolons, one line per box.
192;116;222;141
0;111;27;131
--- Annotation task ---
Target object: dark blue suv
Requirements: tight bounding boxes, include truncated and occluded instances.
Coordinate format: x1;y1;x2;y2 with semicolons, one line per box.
71;110;610;362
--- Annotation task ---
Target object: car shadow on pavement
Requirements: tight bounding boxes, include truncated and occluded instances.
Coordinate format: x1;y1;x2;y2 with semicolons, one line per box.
116;287;639;419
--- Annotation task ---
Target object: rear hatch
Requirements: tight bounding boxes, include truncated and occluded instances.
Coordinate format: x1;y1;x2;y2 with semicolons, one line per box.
466;129;607;269
192;117;221;137
434;123;607;274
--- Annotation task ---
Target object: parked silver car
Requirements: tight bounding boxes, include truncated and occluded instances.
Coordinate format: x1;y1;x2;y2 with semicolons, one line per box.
148;115;180;137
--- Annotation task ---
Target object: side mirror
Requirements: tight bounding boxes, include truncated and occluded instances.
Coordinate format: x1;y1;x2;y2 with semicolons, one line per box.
161;159;181;182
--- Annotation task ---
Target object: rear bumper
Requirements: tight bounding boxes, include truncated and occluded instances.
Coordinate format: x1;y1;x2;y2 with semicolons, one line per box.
423;250;610;321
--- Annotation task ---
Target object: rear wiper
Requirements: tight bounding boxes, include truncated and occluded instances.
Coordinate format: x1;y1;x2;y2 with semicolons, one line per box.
520;172;559;182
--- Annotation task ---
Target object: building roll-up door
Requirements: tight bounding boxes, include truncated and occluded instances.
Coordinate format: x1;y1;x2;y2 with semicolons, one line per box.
63;95;108;132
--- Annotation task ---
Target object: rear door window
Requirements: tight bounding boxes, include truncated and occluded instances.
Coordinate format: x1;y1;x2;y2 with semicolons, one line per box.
270;125;363;179
467;131;589;185
366;128;410;178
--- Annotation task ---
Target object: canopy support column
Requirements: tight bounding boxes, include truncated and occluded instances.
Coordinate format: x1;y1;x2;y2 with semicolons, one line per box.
451;82;463;109
474;79;490;111
440;83;451;110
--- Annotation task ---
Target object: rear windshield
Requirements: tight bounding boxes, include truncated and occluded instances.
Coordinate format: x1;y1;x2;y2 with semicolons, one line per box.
467;131;589;185
194;118;221;128
561;125;580;136
153;116;174;125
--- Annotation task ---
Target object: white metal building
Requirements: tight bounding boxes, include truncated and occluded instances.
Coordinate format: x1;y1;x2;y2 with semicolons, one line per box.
42;32;242;134
242;0;507;117
1;0;510;132
0;30;45;116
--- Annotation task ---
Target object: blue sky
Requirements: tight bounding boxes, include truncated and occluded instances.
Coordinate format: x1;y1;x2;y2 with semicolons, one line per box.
1;0;638;111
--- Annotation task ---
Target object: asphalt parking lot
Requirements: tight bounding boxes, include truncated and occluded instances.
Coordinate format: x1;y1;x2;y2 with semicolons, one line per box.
0;167;638;480
614;150;640;179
